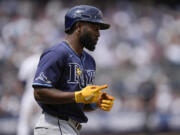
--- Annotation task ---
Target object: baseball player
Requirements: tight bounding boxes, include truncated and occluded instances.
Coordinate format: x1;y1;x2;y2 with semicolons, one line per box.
33;5;115;135
17;54;41;135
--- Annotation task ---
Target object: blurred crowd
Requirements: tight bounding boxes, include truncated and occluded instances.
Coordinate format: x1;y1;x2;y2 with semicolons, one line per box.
1;0;180;134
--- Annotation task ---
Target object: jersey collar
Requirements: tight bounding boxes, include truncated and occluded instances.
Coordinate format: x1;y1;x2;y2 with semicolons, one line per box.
63;41;85;61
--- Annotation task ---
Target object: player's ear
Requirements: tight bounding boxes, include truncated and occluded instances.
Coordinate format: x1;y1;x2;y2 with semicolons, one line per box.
75;22;84;34
75;22;81;33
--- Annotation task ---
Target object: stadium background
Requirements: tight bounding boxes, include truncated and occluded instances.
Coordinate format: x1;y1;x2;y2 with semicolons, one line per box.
1;0;180;135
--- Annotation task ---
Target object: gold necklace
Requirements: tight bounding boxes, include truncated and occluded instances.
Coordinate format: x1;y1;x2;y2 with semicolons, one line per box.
64;40;74;50
64;39;79;56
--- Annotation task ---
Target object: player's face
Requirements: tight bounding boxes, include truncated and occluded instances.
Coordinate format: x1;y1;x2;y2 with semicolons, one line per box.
79;22;100;51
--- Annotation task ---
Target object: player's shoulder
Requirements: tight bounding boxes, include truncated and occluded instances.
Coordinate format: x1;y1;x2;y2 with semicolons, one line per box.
46;41;67;53
41;41;68;58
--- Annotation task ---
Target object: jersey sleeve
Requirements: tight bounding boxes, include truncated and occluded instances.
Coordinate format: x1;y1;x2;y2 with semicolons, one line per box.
32;50;65;88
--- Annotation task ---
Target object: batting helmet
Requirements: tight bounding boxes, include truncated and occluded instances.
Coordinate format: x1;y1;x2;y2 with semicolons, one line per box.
65;5;110;33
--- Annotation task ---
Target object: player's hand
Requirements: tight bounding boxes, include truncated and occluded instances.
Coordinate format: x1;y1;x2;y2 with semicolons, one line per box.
75;85;108;104
97;92;115;111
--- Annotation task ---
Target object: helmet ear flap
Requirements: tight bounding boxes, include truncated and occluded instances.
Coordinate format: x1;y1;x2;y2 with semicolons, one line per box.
65;22;80;34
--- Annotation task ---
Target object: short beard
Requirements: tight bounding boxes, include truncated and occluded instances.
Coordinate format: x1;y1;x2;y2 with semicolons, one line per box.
79;30;96;51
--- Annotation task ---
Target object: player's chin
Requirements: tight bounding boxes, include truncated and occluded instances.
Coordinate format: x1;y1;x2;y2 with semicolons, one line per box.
90;46;96;51
84;40;97;51
92;41;97;49
86;45;96;51
95;38;99;44
93;40;98;47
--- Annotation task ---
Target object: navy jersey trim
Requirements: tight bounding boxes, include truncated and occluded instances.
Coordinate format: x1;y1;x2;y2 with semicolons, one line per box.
32;83;53;88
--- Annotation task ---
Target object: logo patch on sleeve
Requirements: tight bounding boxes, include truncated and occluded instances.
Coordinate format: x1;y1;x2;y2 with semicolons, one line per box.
35;72;52;84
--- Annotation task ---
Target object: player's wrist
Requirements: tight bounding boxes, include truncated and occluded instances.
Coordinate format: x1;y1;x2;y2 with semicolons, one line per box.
75;91;83;103
90;103;98;110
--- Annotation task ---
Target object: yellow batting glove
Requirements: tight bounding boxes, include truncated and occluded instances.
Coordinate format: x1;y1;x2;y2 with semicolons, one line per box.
75;85;108;104
97;92;115;111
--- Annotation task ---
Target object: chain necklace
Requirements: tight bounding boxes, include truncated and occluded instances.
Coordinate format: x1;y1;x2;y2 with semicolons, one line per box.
64;39;80;56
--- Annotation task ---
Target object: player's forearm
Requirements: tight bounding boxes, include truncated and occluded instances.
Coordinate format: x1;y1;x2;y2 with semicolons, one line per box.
34;88;75;104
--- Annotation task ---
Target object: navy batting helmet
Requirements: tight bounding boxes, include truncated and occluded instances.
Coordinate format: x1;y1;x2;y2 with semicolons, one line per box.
65;5;110;33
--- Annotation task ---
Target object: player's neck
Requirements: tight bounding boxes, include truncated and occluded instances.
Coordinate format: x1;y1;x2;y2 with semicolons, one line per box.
65;36;83;57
